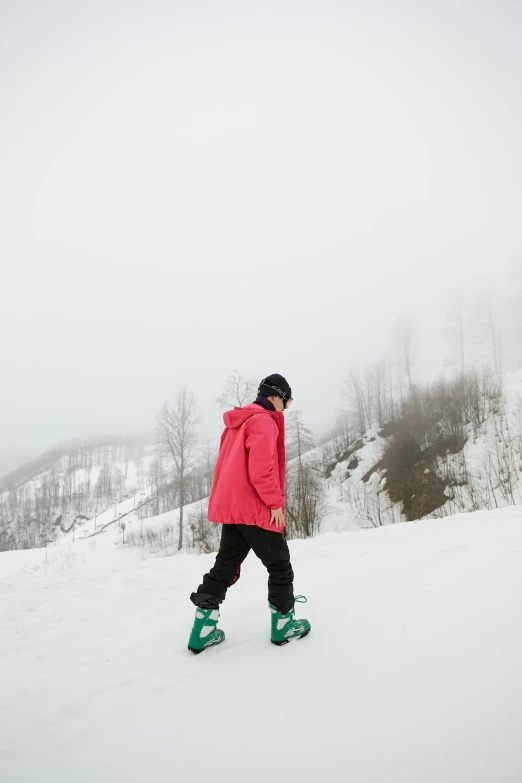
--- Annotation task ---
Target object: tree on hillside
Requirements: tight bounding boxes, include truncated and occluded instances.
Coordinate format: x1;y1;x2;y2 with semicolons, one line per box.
470;293;502;375
157;387;201;550
148;456;165;517
345;367;374;435
216;370;258;410
286;409;314;462
284;410;325;538
500;291;522;371
443;296;466;374
203;440;218;497
343;358;397;438
392;317;417;394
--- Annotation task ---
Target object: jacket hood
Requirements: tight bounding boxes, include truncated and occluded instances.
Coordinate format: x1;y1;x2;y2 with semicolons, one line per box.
223;403;277;430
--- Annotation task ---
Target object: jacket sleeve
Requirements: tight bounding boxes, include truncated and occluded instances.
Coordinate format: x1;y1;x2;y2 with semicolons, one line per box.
245;415;284;510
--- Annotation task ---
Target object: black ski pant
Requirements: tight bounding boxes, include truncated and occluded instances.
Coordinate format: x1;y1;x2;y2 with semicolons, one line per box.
190;524;294;614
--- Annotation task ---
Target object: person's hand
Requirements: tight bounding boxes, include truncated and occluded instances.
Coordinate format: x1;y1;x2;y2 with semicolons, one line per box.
270;508;284;528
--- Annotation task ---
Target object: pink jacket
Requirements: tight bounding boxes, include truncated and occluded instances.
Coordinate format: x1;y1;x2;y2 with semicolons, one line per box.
208;404;286;530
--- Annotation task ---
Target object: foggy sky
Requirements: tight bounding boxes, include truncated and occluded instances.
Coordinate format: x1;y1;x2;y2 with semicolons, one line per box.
1;0;521;475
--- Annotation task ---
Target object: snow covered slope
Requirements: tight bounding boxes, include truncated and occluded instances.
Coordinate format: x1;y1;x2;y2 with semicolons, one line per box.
1;506;522;783
323;370;522;530
4;369;522;555
0;440;156;550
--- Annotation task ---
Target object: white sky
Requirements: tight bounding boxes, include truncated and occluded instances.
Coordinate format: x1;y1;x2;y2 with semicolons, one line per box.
1;0;521;474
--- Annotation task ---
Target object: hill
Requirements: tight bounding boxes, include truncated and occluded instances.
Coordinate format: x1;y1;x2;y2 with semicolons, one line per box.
2;369;521;554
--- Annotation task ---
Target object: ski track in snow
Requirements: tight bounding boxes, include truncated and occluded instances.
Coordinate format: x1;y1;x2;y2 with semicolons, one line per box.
1;507;522;783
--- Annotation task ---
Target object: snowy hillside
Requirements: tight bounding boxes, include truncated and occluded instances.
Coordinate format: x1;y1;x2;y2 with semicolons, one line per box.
1;506;522;783
3;370;522;556
0;437;217;553
53;369;522;552
321;370;522;531
0;440;156;550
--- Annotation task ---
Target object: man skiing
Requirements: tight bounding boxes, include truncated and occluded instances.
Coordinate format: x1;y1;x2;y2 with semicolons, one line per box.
188;373;310;653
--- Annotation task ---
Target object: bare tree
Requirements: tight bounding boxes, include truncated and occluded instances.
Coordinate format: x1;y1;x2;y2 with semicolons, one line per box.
216;369;258;410
285;459;326;539
345;366;374;435
392;317;417;392
470;293;502;375
148;456;165;516
500;290;522;371
443;296;466;374
203;440;218;497
286;409;314;462
285;410;325;538
157;387;201;550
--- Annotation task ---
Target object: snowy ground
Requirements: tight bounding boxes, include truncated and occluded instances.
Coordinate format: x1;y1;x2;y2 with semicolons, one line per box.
1;507;522;783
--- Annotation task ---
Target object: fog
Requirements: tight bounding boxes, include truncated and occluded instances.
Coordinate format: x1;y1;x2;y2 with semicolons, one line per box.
1;0;521;475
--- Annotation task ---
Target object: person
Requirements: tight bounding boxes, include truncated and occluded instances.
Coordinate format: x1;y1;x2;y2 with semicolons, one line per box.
188;373;310;653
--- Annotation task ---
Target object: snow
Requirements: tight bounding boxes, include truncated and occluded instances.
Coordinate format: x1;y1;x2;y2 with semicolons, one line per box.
436;370;522;516
65;486;153;541
321;428;394;531
5;370;522;554
0;446;157;547
2;506;522;782
321;371;522;529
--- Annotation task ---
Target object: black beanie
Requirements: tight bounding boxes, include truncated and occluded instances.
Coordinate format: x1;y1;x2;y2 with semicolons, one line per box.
258;373;292;401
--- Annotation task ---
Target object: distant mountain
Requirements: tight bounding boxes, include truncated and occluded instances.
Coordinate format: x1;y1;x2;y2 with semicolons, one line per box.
0;437;154;550
0;431;217;552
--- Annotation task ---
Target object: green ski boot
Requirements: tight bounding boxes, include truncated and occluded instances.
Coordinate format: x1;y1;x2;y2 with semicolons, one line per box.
270;595;311;646
188;607;225;654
